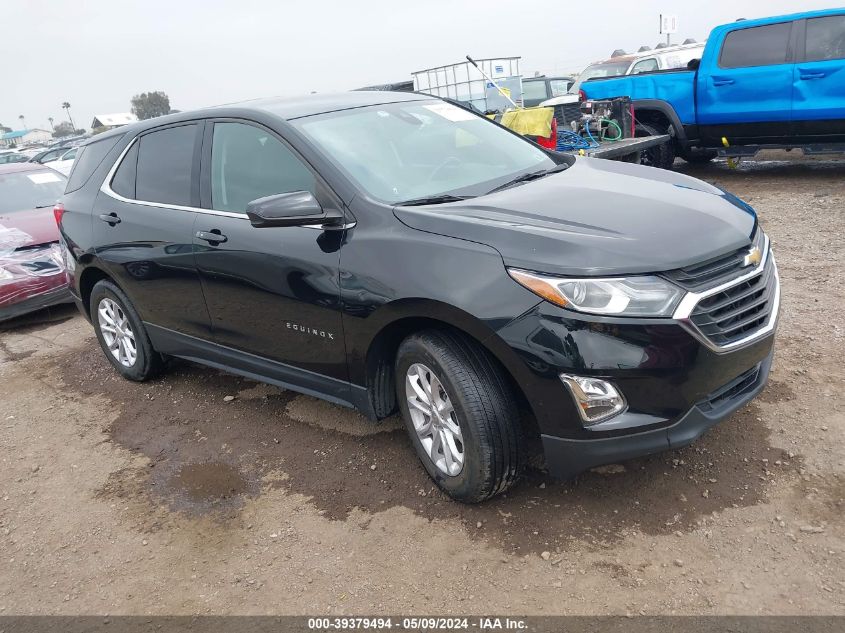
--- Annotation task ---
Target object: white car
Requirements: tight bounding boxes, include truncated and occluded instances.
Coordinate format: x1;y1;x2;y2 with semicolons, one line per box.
49;146;80;176
540;41;706;109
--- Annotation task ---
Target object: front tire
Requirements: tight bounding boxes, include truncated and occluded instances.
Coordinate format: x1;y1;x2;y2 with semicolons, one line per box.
90;280;164;381
681;148;718;164
395;330;523;503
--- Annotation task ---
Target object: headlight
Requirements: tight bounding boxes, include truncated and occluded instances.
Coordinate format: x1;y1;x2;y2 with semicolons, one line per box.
508;268;685;317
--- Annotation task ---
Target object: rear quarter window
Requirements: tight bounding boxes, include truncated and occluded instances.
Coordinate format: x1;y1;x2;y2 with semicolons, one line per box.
65;135;123;193
718;22;792;68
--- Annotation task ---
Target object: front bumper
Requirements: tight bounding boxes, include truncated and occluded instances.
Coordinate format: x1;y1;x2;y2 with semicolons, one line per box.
541;346;773;479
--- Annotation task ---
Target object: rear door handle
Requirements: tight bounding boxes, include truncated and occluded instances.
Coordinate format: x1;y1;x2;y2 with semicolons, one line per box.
799;72;826;80
712;78;735;86
195;230;228;244
99;212;121;225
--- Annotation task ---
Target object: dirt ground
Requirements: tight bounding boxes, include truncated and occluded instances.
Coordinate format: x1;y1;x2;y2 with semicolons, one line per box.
1;152;843;616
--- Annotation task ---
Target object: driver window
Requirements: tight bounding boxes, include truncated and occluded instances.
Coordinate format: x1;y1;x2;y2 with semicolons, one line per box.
210;122;315;213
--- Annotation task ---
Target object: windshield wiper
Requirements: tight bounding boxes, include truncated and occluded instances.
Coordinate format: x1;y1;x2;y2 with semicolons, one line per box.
396;194;474;206
486;163;570;195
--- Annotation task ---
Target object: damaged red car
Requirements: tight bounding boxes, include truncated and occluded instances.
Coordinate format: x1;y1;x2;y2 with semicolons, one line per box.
0;163;71;321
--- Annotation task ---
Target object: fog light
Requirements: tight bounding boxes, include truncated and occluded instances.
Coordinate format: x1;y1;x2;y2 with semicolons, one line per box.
560;374;627;425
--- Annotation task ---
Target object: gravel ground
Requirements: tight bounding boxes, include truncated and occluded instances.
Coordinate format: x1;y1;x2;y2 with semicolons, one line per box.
0;153;843;616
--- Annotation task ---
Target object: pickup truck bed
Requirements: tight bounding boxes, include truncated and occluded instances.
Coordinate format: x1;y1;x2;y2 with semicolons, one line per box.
581;8;845;165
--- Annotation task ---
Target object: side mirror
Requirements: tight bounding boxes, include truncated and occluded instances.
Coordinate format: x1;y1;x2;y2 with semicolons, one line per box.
245;191;343;228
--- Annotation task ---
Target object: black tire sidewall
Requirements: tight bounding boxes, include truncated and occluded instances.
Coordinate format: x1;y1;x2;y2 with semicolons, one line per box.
395;336;494;501
89;281;160;381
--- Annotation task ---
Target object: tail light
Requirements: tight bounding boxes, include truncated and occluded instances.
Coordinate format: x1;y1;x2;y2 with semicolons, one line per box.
537;117;558;150
53;202;65;227
578;89;586;102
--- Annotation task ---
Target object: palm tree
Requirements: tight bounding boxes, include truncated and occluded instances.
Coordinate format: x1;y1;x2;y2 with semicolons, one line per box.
48;117;55;131
62;102;75;130
18;115;26;130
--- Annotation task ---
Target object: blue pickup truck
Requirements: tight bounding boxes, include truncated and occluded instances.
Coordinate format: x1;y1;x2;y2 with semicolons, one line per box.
581;9;845;166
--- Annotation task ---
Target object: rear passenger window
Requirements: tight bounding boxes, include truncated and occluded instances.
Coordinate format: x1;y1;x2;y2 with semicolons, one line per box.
631;58;659;74
110;141;139;199
210;122;315;213
719;22;792;68
805;15;845;62
65;134;122;193
135;124;197;206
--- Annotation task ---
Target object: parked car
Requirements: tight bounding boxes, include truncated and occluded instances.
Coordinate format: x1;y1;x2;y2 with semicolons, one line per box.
580;9;845;162
0;163;71;321
0;151;31;164
521;75;575;107
29;147;72;164
59;92;778;502
49;146;80;176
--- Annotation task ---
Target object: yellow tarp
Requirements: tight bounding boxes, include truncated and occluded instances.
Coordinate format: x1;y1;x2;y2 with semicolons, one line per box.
491;107;554;138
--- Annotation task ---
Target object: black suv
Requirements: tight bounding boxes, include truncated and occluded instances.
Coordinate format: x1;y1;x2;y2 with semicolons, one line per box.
58;92;779;503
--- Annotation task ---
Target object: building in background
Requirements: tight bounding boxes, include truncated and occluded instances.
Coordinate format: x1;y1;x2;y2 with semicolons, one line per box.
0;129;52;147
90;113;138;130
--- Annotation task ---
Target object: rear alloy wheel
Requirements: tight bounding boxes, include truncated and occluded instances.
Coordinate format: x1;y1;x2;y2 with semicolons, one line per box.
396;330;523;503
97;298;137;368
90;280;164;381
635;121;675;169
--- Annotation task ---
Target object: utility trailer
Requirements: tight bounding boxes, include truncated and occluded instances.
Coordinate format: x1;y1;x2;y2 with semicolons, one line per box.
562;134;671;163
408;56;670;164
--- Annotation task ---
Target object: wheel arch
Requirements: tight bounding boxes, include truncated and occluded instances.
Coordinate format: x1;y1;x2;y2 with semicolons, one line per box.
357;301;539;431
634;100;688;148
77;265;115;318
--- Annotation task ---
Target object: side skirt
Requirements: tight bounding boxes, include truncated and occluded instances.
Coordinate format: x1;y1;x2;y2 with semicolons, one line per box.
145;323;377;419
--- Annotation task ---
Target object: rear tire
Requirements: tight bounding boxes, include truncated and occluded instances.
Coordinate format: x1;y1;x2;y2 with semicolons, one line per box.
635;121;675;169
90;280;164;381
395;330;523;503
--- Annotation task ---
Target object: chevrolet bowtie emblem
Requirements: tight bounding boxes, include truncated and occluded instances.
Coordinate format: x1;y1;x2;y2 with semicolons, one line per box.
743;246;762;268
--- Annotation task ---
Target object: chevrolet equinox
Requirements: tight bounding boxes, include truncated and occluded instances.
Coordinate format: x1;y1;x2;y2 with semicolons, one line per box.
57;91;779;502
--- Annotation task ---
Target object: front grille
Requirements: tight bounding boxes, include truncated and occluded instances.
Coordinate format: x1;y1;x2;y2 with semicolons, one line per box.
664;228;765;291
698;363;761;412
689;253;777;347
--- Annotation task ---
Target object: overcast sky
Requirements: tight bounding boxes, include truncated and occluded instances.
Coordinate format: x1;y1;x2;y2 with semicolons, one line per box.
1;0;835;132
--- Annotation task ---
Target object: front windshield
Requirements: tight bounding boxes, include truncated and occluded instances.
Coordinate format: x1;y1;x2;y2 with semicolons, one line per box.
570;61;631;93
292;100;554;203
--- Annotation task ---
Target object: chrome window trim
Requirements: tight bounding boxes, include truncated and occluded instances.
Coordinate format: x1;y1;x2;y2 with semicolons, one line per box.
100;135;251;220
99;133;355;230
672;235;780;353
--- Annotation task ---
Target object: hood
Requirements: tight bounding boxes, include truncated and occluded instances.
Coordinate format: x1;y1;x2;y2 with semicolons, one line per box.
393;158;757;277
0;208;60;249
539;94;580;108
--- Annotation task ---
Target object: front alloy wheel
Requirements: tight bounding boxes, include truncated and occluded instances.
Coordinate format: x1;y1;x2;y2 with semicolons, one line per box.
97;297;137;367
405;363;464;476
395;330;524;503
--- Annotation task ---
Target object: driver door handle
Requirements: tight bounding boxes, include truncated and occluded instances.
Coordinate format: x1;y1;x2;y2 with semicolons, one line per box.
196;230;228;244
99;212;121;225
